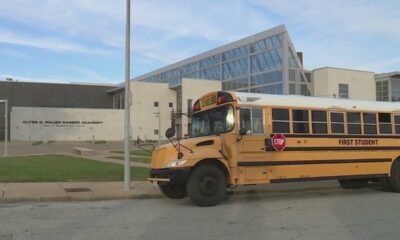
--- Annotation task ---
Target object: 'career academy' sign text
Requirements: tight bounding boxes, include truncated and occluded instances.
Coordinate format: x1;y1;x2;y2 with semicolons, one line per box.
22;120;103;127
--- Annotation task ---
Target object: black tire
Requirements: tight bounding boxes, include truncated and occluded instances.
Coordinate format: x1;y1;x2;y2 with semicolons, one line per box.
186;164;227;207
388;160;400;193
338;179;368;189
159;184;187;199
380;177;394;192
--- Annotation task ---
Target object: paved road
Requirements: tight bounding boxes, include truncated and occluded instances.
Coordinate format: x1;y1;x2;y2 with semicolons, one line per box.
0;182;399;240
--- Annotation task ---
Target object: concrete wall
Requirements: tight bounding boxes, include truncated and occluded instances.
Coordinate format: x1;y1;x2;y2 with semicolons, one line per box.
181;78;222;137
313;67;376;100
11;107;123;141
130;81;176;141
0;81;115;140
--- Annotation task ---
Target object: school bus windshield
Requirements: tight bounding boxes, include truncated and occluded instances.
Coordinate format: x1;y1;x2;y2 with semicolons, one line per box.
190;105;234;137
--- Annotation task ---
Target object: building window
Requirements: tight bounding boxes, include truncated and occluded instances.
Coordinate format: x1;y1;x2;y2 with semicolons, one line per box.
376;81;389;101
330;112;345;134
292;109;309;133
154;129;159;135
154;102;159;107
338;84;349;99
347;112;361;134
169;102;173;108
312;110;327;134
379;113;392;134
363;113;377;134
272;108;290;133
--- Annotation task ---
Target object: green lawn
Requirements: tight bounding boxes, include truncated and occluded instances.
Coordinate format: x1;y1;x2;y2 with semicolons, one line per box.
111;149;152;157
0;155;149;182
107;156;151;164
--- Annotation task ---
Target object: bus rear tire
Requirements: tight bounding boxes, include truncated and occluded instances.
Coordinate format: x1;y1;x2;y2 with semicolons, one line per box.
159;184;187;199
186;164;226;207
388;160;400;193
338;179;368;189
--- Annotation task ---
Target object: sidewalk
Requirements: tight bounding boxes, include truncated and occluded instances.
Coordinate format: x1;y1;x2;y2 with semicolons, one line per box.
0;181;162;203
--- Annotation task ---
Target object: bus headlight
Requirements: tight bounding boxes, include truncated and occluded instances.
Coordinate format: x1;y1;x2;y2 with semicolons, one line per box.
166;159;187;168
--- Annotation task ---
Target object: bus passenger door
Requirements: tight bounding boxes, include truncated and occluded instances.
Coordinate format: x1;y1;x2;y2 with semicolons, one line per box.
237;108;266;162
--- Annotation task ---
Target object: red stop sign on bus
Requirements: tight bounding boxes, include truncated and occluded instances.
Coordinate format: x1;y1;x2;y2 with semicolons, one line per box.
272;133;286;151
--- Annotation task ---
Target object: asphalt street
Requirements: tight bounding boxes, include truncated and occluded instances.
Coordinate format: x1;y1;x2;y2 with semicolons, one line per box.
0;182;399;240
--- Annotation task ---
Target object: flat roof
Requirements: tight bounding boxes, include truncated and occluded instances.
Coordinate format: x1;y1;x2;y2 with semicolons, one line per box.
0;79;117;87
233;92;400;112
375;72;400;79
313;67;375;74
133;24;288;81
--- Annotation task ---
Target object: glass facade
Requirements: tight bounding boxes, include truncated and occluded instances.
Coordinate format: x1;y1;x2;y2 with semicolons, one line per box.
137;26;310;95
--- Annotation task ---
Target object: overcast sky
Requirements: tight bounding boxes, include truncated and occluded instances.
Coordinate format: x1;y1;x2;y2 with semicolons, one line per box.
0;0;399;84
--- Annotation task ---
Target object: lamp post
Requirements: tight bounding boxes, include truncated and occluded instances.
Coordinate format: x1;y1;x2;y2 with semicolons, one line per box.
124;0;131;191
1;100;8;156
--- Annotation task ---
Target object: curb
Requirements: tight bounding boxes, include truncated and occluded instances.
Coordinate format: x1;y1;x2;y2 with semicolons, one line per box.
0;184;343;204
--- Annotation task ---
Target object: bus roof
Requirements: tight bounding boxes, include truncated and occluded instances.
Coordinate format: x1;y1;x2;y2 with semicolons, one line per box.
231;92;400;112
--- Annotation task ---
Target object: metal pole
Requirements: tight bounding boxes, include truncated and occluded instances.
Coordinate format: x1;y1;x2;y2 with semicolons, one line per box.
124;0;131;191
157;111;161;147
4;100;7;156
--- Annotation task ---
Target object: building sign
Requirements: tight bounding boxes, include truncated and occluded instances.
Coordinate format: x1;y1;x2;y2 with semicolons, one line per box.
11;107;123;141
22;120;103;127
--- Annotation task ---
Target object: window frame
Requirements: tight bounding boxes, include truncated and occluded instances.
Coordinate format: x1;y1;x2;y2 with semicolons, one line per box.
311;110;328;134
330;111;345;134
239;107;265;135
271;108;290;134
363;112;377;135
291;109;310;134
378;112;393;135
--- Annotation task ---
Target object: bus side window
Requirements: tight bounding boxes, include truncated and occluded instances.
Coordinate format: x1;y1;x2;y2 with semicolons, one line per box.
252;109;264;134
292;109;309;133
240;109;251;134
363;113;377;134
272;109;290;133
330;112;345;134
347;112;361;134
312;110;327;134
379;113;392;134
395;115;400;134
239;108;264;135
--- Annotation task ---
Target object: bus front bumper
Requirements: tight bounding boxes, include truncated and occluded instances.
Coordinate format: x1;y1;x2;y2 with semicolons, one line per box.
148;168;191;185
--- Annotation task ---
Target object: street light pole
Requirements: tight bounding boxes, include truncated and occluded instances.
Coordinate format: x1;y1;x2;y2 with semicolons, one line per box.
124;0;131;191
1;100;7;156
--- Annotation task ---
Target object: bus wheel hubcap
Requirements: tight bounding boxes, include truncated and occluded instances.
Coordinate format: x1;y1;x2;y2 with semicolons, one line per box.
200;176;217;195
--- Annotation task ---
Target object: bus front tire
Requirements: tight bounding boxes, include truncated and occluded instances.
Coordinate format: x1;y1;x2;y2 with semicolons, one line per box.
388;160;400;193
186;164;227;207
159;184;187;199
338;179;368;189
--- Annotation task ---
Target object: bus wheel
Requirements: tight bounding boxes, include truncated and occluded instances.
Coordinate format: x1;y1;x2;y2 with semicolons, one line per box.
380;178;394;192
338;179;368;189
159;184;187;199
186;164;227;207
388;160;400;193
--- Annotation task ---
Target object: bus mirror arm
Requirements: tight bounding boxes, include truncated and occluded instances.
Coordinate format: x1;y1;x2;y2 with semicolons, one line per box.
236;128;248;142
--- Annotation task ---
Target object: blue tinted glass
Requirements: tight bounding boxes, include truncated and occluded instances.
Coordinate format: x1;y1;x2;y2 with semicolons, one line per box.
200;55;220;68
222;58;248;80
250;48;283;74
222;46;247;61
200;66;220;80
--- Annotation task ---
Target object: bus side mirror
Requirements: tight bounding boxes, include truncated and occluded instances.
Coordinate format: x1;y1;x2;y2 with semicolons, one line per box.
165;127;175;139
239;128;248;136
237;128;247;142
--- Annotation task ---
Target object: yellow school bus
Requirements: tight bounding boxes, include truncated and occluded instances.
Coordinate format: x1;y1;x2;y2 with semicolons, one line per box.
149;91;400;206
